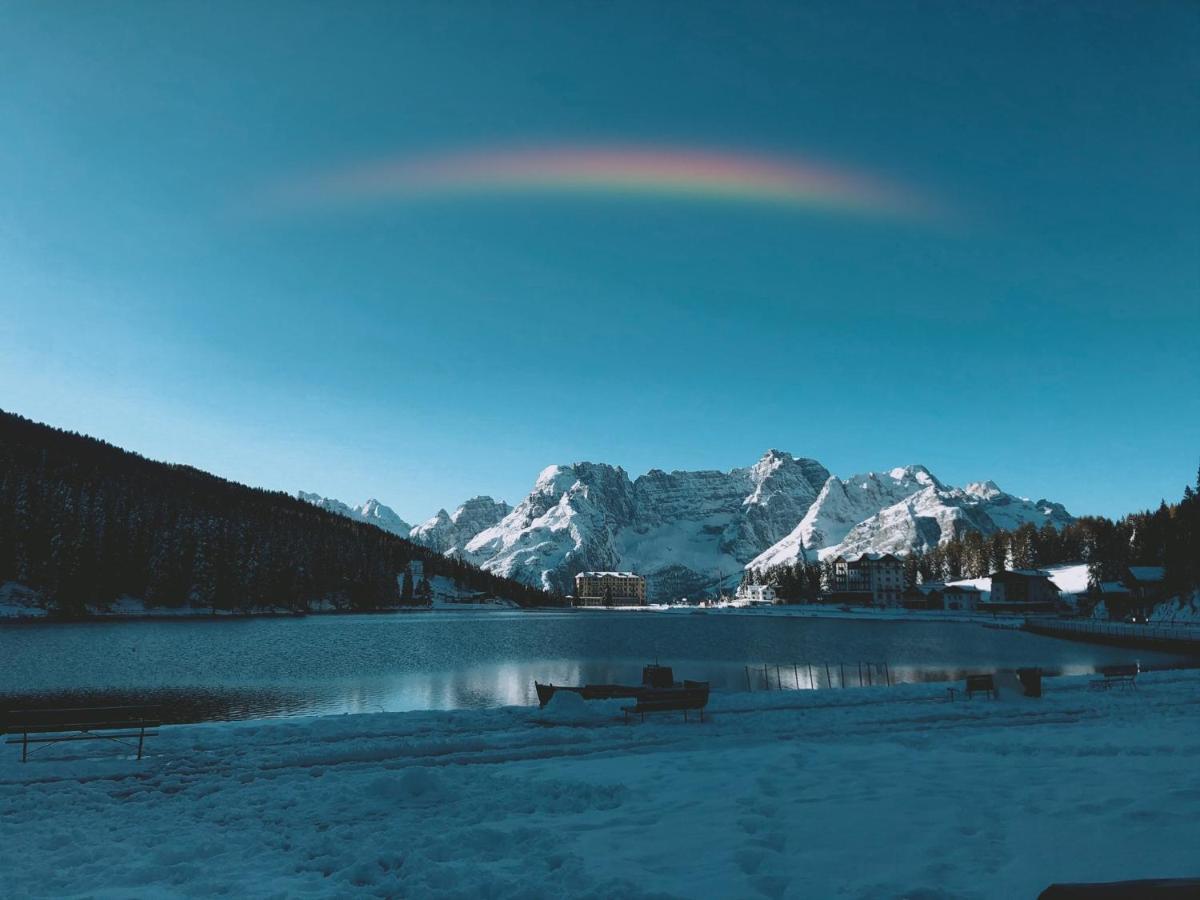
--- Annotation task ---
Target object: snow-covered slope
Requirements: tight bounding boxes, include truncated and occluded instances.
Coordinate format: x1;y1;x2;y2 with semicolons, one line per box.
296;492;412;536
820;482;1073;561
301;454;1073;602
748;472;1074;568
462;462;638;594
409;496;512;554
749;466;938;569
461;451;830;599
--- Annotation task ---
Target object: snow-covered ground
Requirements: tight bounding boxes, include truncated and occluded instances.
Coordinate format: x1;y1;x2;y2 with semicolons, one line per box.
1149;589;1200;625
0;577;520;620
4;671;1198;898
578;600;1028;625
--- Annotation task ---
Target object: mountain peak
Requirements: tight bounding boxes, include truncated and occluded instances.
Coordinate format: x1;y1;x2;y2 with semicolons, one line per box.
888;464;936;486
298;492;411;536
964;480;1003;499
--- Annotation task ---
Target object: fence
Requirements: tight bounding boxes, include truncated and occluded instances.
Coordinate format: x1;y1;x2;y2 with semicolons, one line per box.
743;661;894;691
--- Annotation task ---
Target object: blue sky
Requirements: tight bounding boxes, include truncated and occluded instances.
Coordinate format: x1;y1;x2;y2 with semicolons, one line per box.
2;1;1197;522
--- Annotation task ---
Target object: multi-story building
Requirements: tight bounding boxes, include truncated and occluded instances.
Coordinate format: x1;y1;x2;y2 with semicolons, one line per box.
830;553;905;605
573;571;647;607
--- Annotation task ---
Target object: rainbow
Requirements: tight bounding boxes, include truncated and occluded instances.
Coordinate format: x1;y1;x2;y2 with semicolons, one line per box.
277;143;936;221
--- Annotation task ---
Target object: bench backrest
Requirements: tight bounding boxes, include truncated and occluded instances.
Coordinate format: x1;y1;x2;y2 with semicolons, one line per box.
5;706;160;733
1098;664;1138;678
965;674;994;691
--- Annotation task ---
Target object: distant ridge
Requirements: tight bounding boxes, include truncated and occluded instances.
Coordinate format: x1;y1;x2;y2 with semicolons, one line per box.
323;452;1073;602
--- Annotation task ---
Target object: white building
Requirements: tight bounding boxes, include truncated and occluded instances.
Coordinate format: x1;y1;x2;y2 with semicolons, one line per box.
736;583;778;604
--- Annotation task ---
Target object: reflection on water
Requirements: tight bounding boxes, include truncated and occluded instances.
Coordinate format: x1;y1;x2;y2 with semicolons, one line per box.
1;611;1193;724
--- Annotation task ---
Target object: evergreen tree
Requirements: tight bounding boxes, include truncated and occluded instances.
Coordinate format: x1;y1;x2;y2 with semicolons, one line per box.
415;575;432;605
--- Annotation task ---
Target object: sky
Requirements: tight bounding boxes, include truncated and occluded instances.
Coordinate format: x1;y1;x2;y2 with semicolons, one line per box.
2;1;1198;523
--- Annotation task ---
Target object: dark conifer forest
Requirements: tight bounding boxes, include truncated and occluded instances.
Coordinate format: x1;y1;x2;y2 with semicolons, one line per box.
0;411;558;615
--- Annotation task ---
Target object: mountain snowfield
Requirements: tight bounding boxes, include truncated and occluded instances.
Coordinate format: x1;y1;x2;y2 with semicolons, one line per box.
301;450;1073;601
296;492;413;537
410;496;513;555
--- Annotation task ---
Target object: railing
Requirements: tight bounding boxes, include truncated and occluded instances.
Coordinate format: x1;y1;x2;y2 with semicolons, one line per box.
744;661;894;691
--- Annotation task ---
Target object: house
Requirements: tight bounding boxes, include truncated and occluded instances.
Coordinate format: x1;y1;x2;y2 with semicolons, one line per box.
573;572;647;607
987;569;1059;611
736;583;778;604
902;581;983;611
1125;566;1166;606
943;584;983;611
902;582;945;610
831;553;905;606
1095;580;1134;619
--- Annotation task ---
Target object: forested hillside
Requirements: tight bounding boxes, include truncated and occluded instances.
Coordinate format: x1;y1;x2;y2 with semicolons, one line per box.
0;411;557;615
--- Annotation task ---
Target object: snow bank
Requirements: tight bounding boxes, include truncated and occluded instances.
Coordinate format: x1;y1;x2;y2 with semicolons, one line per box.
3;671;1199;898
535;690;627;724
0;582;47;619
1149;589;1200;625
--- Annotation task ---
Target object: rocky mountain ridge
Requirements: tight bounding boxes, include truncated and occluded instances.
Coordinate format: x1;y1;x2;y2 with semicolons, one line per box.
302;451;1074;601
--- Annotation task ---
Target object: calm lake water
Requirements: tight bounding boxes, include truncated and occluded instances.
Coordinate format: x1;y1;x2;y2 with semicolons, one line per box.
1;610;1193;723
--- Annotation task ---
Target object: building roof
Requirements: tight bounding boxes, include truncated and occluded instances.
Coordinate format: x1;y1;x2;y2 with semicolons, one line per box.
576;571;642;579
909;582;945;595
837;552;902;564
989;568;1052;580
1098;581;1131;595
943;584;982;594
1127;566;1166;584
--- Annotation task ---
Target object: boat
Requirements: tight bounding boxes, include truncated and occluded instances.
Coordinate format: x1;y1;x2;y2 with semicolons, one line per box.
534;664;709;708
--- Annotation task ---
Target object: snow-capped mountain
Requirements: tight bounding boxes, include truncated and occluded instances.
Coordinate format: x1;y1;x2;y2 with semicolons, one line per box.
748;466;940;570
409;496;512;554
747;475;1074;570
460;451;830;599
296;492;412;537
300;452;1073;602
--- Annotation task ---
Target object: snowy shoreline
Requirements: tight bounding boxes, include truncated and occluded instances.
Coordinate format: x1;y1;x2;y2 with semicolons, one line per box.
3;671;1198;898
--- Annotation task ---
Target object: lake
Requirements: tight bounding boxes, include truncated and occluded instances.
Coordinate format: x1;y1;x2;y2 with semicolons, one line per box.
2;610;1193;723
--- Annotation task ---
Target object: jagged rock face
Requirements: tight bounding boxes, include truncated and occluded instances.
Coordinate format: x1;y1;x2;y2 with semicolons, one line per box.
796;481;1075;562
297;492;412;537
409;496;512;554
747;466;938;570
462;463;636;594
463;451;829;600
826;484;996;559
302;455;1075;602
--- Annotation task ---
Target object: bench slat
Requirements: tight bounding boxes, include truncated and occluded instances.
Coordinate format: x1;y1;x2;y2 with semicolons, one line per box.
7;721;161;735
9;705;158;715
8;731;159;745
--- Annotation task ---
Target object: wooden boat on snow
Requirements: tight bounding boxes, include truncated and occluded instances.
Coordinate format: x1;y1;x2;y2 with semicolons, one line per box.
535;664;709;709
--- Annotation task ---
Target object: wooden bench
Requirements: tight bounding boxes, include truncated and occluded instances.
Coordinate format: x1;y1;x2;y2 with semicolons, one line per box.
622;683;709;723
622;699;705;723
5;706;160;762
1090;664;1139;691
964;674;996;700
